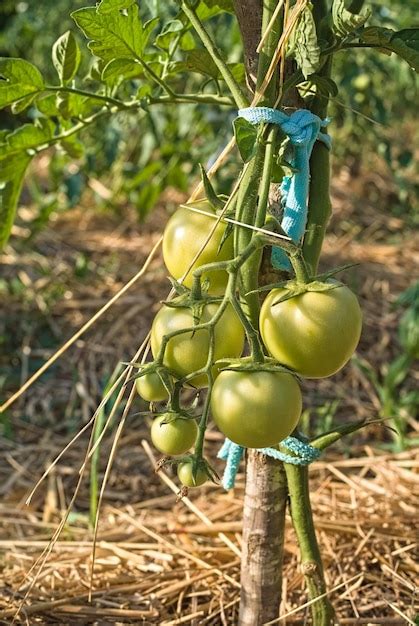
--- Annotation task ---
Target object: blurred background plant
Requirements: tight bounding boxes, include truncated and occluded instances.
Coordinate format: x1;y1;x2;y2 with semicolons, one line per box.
1;0;417;235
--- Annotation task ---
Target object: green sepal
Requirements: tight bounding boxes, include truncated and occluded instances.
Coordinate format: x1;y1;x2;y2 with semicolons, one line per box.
215;357;299;378
199;164;224;209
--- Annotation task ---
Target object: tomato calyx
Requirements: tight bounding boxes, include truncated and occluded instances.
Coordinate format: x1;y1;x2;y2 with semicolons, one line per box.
155;409;197;425
246;262;359;299
129;362;175;393
160;292;224;329
215;356;299;378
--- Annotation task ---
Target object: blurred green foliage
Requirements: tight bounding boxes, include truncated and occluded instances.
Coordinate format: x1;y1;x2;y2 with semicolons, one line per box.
0;0;417;234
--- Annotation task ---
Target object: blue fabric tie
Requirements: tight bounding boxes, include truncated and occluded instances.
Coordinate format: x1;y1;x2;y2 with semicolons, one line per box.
217;437;321;490
238;107;331;270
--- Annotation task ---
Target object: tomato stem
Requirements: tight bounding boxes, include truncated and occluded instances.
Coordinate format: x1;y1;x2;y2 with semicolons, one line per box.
180;1;248;110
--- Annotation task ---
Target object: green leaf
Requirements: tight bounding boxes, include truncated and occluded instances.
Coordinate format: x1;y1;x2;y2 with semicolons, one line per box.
97;0;134;12
0;154;32;249
52;31;82;84
199;164;223;209
291;2;321;78
196;0;233;20
200;0;233;12
72;2;148;63
182;49;219;79
0;119;55;156
298;75;338;99
361;27;419;72
0;58;44;110
11;93;37;114
332;0;370;38
233;117;257;163
101;57;144;86
60;135;85;159
56;91;96;119
36;93;61;116
156;20;184;51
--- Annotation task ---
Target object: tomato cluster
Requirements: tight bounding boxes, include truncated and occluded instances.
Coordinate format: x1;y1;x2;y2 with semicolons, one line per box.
135;200;362;489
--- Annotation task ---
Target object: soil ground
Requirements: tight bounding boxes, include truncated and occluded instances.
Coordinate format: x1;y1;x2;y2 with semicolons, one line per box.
0;161;418;624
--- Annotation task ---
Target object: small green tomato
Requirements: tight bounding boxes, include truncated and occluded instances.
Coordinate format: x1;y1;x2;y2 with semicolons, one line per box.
150;413;197;456
177;461;208;487
136;371;169;402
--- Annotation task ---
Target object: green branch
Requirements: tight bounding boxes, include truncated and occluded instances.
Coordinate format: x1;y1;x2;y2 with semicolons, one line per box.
285;464;335;625
180;1;248;109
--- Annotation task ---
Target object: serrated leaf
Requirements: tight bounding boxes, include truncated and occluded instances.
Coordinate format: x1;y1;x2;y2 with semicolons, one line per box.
291;2;321;78
101;57;143;86
233;117;257;163
97;0;134;13
72;3;148;63
182;49;219;79
0;154;32;249
361;27;419;72
0;58;44;109
0;119;55;156
52;31;81;84
332;0;370;38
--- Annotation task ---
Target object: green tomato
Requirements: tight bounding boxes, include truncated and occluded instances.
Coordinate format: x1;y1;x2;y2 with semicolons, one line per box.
210;369;302;448
151;413;198;456
259;283;362;378
151;302;245;387
177;461;208;487
162;200;233;295
136;371;169;402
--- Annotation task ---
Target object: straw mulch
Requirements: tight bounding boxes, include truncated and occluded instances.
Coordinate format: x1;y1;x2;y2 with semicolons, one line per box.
0;166;418;624
0;426;417;624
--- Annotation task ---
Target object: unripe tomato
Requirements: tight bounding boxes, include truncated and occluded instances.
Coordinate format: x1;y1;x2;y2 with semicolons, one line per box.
211;369;302;448
151;413;198;456
136;372;169;402
151;302;245;387
177;461;208;487
259;283;362;378
162;200;233;295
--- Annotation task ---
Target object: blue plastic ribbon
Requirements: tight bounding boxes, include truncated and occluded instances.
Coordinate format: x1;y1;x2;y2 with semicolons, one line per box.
237;107;331;270
217;437;321;490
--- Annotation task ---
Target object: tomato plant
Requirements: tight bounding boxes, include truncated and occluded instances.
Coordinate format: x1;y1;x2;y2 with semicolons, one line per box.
260;283;363;378
1;0;417;624
150;301;245;387
150;413;198;456
211;369;302;448
163;200;234;294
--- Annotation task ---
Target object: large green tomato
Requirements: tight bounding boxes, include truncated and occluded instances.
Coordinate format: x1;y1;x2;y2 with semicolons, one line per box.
162;200;233;295
136;371;169;402
177;461;208;487
210;370;302;448
259;283;362;378
151;302;245;387
151;413;198;456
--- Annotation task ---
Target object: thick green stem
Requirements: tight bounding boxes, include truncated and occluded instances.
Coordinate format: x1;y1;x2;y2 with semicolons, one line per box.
302;52;333;275
285;8;334;626
181;1;248;109
289;248;311;283
235;138;266;328
285;464;334;625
